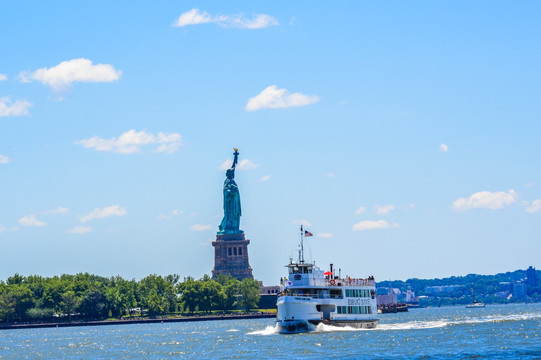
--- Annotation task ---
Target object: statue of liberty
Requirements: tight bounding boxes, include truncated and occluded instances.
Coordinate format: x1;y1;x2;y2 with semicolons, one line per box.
218;148;243;234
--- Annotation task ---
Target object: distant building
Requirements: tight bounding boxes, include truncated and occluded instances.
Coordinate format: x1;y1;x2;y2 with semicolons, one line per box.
405;289;416;303
494;291;510;299
526;266;538;287
258;283;280;309
377;293;397;305
513;282;527;299
424;285;462;294
259;283;280;296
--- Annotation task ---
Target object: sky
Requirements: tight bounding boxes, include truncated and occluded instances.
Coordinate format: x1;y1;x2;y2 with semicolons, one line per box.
1;1;540;286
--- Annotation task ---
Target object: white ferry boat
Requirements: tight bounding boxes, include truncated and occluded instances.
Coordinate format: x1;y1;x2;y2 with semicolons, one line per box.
276;227;379;333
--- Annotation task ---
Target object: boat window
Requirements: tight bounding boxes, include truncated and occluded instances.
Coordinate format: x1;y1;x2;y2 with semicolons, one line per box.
291;289;313;297
338;306;373;315
234;247;237;256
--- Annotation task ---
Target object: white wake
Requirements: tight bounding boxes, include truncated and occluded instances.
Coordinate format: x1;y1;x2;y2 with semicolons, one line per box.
247;312;541;335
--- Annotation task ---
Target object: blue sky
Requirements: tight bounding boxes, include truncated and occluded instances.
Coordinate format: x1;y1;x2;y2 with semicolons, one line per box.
1;2;540;285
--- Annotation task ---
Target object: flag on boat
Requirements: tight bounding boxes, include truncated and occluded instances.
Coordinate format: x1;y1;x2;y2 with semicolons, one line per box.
304;230;313;237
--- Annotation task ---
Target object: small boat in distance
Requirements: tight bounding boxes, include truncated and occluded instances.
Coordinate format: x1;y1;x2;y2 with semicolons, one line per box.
275;226;379;333
466;300;485;308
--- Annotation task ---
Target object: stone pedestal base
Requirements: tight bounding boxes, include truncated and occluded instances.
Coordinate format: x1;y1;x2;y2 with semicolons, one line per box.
212;233;253;280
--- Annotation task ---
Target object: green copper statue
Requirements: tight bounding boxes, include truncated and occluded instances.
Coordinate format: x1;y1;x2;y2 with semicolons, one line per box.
218;148;243;234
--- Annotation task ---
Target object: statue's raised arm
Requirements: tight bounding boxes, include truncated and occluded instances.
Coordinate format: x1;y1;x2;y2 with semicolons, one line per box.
231;148;239;171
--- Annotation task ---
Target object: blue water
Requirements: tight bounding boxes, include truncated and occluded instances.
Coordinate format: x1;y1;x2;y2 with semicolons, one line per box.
1;303;540;359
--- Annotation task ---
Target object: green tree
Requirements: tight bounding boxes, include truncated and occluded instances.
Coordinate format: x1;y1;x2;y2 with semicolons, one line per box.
80;289;108;319
215;275;240;310
146;289;165;317
0;285;16;323
179;276;225;313
138;274;177;317
61;291;80;322
0;284;35;322
237;278;260;311
26;307;54;320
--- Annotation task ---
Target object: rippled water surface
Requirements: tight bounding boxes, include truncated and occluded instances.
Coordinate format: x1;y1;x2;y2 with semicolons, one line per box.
1;303;541;359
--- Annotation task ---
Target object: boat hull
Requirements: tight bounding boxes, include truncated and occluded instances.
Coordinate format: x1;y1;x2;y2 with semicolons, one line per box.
276;319;313;333
315;319;378;329
466;304;485;308
276;318;378;333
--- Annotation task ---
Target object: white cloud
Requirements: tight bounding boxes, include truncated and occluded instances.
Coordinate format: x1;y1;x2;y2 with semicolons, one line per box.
293;219;312;226
325;172;335;178
67;226;92;234
440;143;449;153
452;190;517;211
219;158;258;171
526;199;541;213
375;205;395;215
76;129;182;154
233;14;278;29
80;205;126;223
245;85;319;111
20;58;121;91
191;224;212;231
0;97;33;117
317;233;333;238
0;74;7;81
174;8;279;29
355;206;367;215
19;215;46;227
174;8;213;26
43;206;69;214
260;175;271;182
0;224;18;233
0;155;9;164
158;209;183;220
353;220;398;231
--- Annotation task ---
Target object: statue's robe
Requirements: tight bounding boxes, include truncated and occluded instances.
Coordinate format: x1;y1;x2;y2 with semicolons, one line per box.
219;178;241;233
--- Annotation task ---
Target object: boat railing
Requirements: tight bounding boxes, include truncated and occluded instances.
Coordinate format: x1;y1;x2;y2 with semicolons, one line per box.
280;277;375;287
277;291;343;299
321;278;375;287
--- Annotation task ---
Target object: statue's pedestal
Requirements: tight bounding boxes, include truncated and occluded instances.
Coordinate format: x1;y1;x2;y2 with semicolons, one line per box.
212;233;253;280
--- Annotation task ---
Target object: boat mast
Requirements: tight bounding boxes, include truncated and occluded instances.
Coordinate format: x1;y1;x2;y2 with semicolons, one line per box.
300;225;305;264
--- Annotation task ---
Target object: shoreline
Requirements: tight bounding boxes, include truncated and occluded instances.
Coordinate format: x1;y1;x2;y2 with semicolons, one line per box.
0;313;275;331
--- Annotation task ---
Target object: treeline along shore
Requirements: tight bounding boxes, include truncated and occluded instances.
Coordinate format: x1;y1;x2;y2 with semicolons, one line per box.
0;273;266;328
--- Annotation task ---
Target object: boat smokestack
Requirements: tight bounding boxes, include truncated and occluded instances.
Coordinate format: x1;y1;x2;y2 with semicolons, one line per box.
330;264;333;279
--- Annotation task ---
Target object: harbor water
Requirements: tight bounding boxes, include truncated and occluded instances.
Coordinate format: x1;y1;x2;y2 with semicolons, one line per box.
1;303;540;359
